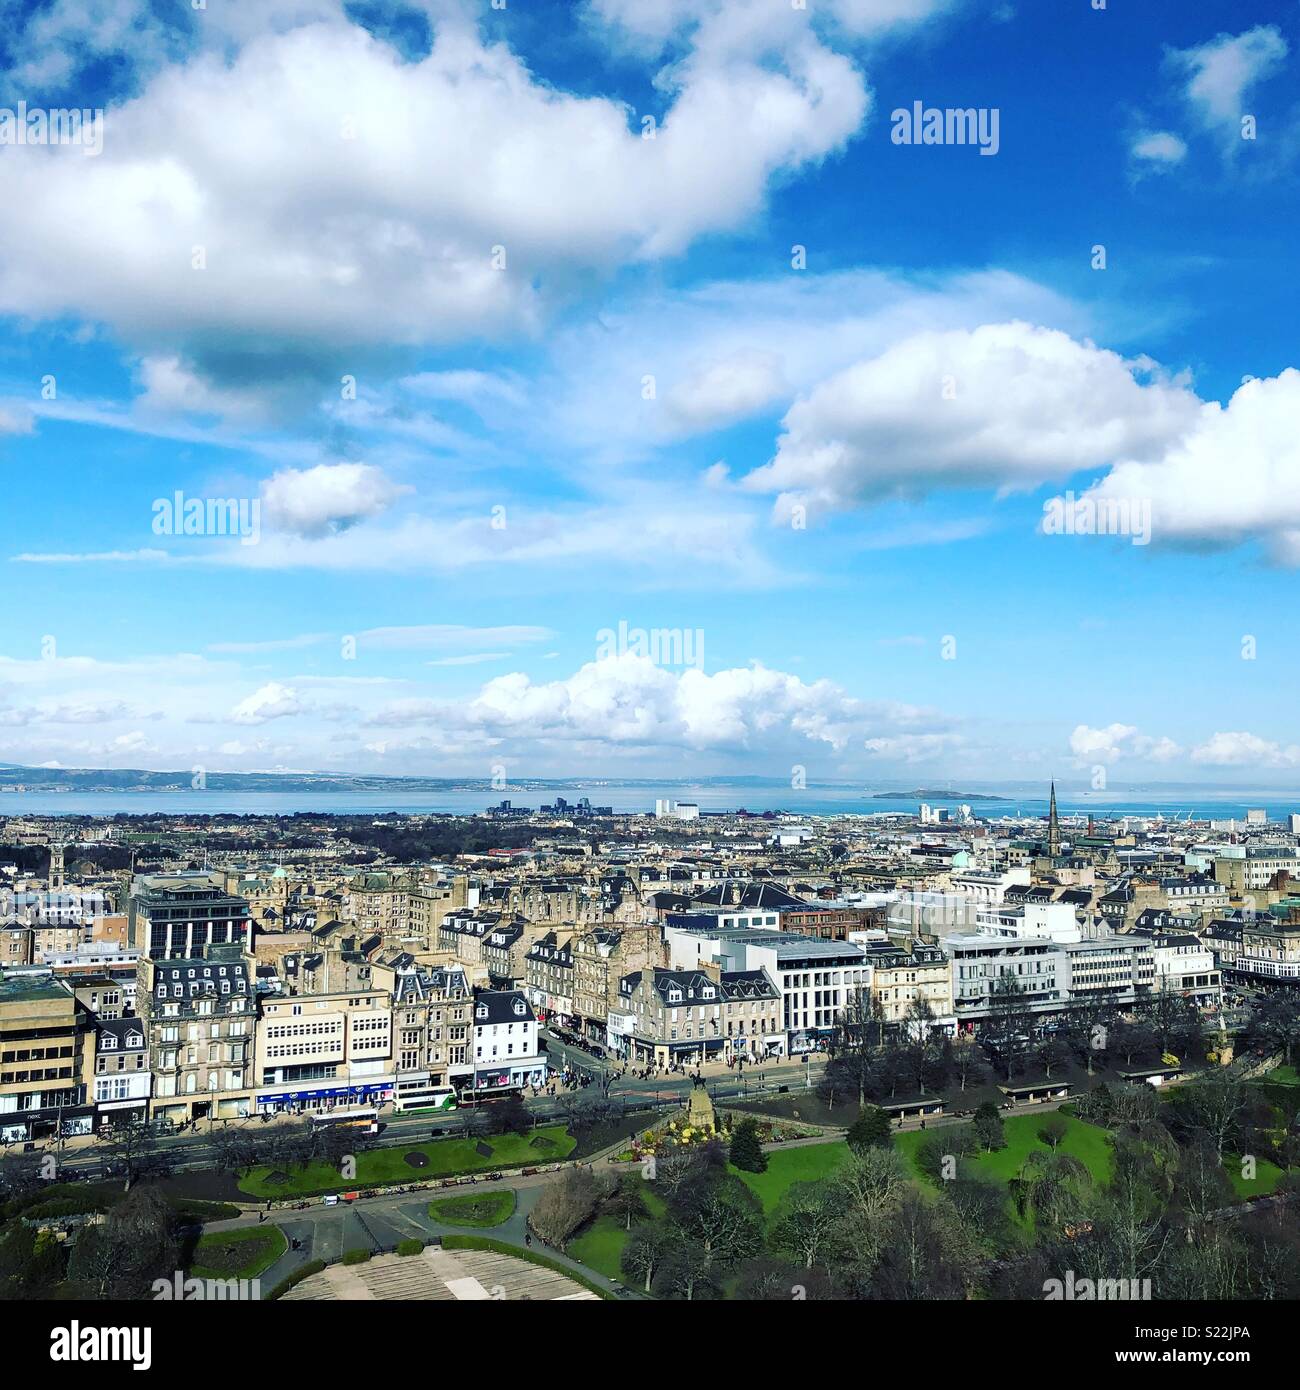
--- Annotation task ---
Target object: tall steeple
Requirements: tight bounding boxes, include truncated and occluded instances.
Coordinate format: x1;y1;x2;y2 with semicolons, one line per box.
1047;781;1061;858
48;842;65;891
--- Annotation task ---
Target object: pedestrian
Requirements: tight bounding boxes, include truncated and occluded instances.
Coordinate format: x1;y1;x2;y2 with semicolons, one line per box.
525;1231;532;1247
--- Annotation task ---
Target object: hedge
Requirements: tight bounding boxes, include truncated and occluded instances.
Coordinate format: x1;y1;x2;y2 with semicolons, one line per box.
267;1258;326;1301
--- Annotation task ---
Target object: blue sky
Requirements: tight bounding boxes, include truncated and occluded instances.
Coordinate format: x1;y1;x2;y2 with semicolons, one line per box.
1;0;1299;784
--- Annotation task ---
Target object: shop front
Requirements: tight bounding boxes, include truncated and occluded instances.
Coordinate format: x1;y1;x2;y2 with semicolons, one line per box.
0;1102;95;1143
463;1061;547;1097
255;1080;394;1116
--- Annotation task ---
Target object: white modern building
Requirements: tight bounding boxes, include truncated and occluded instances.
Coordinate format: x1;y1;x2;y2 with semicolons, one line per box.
948;865;1032;905
664;922;871;1053
461;990;547;1096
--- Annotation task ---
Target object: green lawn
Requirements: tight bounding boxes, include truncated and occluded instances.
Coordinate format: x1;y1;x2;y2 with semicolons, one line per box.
568;1215;630;1279
188;1225;287;1281
237;1126;575;1198
676;1120;1111;1222
893;1113;1113;1234
427;1190;516;1227
896;1113;1114;1186
965;1113;1113;1185
1226;1154;1286;1199
1265;1065;1300;1086
567;1179;666;1279
893;1127;932;1181
731;1142;850;1214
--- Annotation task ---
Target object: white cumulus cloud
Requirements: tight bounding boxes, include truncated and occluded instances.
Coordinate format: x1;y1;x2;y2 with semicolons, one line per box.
260;463;407;538
742;322;1200;518
1077;369;1300;561
1129;130;1187;169
230;682;304;725
1191;730;1300;767
0;8;868;402
1069;723;1181;766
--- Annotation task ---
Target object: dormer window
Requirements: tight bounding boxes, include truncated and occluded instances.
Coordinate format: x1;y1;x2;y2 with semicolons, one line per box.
513;999;526;1017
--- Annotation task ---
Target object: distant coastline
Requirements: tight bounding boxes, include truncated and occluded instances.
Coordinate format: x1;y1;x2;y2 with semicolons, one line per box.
870;789;1011;802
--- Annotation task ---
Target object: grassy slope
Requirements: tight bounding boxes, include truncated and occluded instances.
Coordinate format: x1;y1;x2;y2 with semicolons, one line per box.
189;1225;287;1280
427;1190;517;1227
731;1142;850;1215
566;1179;667;1279
237;1126;575;1198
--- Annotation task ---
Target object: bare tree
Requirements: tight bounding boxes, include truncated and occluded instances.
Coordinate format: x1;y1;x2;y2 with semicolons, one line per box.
621;1223;673;1294
529;1165;610;1247
94;1121;170;1191
772;1181;842;1269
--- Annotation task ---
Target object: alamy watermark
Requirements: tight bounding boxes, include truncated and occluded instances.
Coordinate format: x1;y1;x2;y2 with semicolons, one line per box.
0;102;103;156
891;101;1000;156
152;1271;261;1301
152;491;261;545
49;1323;150;1370
596;621;704;669
1042;491;1151;547
1043;1270;1152;1301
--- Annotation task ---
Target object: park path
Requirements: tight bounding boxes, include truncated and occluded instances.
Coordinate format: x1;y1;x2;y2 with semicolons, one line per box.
208;1091;1077;1297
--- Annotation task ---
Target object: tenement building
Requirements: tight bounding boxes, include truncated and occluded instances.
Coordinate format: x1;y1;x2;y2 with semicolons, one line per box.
138;943;256;1122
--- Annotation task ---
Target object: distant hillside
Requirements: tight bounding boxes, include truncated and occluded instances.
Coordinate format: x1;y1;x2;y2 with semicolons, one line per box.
0;763;488;794
871;789;1012;802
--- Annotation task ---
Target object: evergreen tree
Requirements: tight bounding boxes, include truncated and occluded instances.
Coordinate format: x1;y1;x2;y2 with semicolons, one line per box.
972;1101;1006;1153
729;1116;767;1173
846;1105;893;1155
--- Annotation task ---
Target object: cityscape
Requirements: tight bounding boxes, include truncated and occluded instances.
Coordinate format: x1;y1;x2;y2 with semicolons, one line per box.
2;789;1300;1334
1;0;1297;1358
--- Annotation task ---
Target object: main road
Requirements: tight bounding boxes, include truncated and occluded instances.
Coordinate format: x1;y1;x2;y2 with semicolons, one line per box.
33;1036;826;1183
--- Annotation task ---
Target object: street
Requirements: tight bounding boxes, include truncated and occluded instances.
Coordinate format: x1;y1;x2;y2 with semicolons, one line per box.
17;1037;826;1183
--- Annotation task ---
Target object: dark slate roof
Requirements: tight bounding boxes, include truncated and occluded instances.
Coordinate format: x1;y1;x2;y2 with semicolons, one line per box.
719;970;780;1002
472;990;535;1025
526;932;573;965
96;1017;146;1050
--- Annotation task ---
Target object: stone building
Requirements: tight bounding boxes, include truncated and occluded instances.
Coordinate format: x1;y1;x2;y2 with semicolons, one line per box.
572;923;663;1043
137;942;256;1122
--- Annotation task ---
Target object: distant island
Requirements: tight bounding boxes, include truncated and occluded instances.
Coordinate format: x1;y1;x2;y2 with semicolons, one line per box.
871;789;1012;802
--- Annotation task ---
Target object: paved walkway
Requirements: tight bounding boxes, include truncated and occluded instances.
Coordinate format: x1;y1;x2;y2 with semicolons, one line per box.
282;1244;599;1301
244;1171;630;1296
216;1095;1076;1298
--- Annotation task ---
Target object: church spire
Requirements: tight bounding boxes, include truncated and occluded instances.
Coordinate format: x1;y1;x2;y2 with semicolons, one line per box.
1048;780;1061;857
